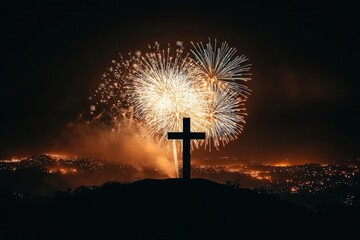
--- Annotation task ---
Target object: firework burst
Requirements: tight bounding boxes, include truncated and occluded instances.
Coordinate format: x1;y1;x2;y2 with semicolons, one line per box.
200;86;247;150
90;40;251;176
130;45;206;143
191;39;251;97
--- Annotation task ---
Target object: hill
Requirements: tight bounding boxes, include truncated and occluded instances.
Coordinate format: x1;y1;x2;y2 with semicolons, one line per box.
0;178;359;239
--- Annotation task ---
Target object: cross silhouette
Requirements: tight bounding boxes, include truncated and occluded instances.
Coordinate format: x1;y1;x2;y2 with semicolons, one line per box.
167;118;206;180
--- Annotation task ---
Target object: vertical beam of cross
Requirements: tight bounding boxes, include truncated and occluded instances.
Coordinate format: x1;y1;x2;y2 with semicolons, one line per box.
167;118;206;180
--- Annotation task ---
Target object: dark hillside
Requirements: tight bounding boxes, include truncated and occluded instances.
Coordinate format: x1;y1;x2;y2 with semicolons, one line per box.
0;179;359;239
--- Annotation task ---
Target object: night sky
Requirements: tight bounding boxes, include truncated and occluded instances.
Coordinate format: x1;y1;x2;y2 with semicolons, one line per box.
1;0;359;163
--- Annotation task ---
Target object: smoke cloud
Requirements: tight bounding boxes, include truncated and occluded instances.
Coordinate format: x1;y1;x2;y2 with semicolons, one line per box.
52;117;176;178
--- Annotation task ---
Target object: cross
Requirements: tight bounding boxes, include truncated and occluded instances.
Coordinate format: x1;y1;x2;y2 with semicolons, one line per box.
167;118;205;180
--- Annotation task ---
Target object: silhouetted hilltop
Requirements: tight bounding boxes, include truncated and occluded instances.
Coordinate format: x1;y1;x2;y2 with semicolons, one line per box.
0;179;359;240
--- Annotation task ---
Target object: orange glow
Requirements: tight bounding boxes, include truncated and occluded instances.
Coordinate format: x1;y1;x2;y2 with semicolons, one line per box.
273;162;291;167
48;167;78;174
45;153;74;160
245;170;271;181
0;157;26;163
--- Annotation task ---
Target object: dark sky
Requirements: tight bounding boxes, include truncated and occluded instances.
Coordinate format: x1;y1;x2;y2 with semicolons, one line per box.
1;0;359;163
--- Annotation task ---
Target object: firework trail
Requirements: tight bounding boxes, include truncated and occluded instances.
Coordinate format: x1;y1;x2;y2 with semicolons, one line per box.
90;39;251;176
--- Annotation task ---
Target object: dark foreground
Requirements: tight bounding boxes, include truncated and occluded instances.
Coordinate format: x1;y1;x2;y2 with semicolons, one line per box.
0;178;359;240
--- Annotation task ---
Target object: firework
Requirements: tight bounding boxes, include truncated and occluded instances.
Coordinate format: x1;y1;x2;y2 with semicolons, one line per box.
191;39;251;97
130;45;206;143
200;86;247;150
90;40;251;176
129;44;208;176
89;55;135;130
